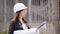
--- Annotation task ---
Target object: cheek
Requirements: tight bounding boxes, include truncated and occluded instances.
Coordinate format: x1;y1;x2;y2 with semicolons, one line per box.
24;11;27;15
21;12;25;17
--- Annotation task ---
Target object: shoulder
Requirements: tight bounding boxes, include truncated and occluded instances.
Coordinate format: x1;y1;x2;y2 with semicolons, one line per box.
9;19;15;27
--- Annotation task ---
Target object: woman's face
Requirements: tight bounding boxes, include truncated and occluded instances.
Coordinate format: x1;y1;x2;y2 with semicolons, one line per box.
19;9;27;18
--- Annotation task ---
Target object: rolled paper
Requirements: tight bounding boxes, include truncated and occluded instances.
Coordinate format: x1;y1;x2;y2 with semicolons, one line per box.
14;28;38;34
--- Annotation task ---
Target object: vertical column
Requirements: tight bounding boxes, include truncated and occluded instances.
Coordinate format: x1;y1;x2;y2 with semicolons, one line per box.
4;0;7;23
0;0;3;23
28;0;32;23
51;0;59;34
48;0;51;21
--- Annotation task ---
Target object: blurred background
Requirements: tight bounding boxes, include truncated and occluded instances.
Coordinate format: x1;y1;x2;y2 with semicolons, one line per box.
0;0;60;34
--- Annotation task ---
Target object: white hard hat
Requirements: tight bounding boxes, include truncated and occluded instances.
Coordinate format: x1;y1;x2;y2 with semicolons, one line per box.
13;3;27;13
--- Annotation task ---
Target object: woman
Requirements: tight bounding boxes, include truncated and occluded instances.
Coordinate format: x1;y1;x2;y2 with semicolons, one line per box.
8;3;30;34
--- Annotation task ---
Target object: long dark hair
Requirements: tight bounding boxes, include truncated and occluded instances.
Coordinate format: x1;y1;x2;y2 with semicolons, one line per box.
13;10;28;25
